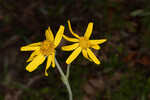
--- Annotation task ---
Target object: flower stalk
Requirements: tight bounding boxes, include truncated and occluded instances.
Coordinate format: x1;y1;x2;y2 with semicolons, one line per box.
55;57;73;100
66;64;71;79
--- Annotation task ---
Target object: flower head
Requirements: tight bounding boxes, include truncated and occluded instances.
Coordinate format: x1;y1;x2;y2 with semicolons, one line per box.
20;25;64;76
61;20;107;64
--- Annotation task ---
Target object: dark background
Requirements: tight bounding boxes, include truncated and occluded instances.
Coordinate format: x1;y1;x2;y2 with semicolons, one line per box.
0;0;150;100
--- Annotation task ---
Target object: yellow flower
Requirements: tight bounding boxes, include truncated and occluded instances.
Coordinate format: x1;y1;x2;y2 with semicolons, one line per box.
61;20;107;64
20;25;64;76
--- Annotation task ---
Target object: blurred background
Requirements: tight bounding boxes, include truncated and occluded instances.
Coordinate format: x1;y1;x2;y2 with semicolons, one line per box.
0;0;150;100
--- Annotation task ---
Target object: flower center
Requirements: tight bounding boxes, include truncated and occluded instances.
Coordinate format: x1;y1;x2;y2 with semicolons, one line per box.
40;40;55;56
79;37;90;49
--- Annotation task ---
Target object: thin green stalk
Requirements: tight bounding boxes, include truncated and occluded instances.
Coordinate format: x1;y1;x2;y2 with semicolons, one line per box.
66;64;71;79
55;57;73;100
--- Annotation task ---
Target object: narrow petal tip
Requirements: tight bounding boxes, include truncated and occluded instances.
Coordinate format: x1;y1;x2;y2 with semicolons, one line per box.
60;25;65;29
26;67;33;72
26;59;31;62
61;46;68;51
66;61;71;64
20;47;25;51
45;72;48;76
67;20;71;23
96;60;101;64
89;22;94;25
52;65;55;68
103;39;107;42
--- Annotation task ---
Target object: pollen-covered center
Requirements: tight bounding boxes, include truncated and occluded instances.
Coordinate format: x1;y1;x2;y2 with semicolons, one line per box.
79;37;90;49
40;40;55;56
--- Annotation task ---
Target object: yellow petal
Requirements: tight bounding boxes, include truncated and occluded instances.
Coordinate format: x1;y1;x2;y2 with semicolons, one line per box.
84;22;93;39
45;55;52;76
26;42;42;47
66;47;82;64
26;54;45;72
52;53;55;68
63;35;79;42
82;49;90;60
91;45;101;50
26;50;40;62
90;39;107;45
87;48;100;64
45;26;54;41
54;25;65;47
20;46;40;51
67;20;80;39
61;43;79;51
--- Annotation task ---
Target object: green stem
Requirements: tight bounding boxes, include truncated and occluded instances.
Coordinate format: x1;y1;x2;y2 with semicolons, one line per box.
55;57;73;100
66;64;71;79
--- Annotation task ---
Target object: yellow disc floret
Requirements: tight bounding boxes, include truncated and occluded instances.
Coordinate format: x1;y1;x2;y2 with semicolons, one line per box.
79;37;90;49
40;40;55;56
